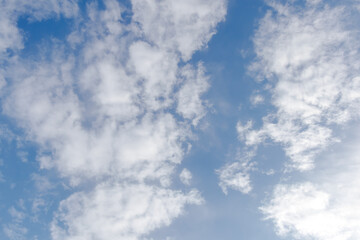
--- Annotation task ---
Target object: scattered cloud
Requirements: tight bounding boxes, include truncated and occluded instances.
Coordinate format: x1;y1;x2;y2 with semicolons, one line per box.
217;150;256;194
214;3;360;240
246;0;360;171
131;0;227;61
51;182;203;240
3;205;28;240
176;63;210;126
260;123;360;240
3;224;28;240
0;0;226;238
0;0;78;61
179;168;192;185
261;183;337;239
250;93;264;106
246;0;360;239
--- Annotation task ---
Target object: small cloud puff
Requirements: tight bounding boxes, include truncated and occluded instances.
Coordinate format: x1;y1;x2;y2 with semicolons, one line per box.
217;151;256;195
250;94;264;106
179;168;192;185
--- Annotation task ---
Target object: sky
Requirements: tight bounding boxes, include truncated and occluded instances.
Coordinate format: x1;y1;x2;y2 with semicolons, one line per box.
1;0;360;239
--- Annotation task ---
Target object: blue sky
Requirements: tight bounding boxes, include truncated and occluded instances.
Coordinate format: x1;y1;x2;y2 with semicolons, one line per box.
1;0;360;239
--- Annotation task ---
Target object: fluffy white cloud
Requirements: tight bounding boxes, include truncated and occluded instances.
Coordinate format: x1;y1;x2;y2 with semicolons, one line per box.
51;182;203;240
261;183;340;239
0;0;78;59
217;150;255;194
215;3;360;240
260;124;360;240
247;1;360;239
217;162;252;195
261;174;360;239
179;168;192;185
176;63;210;126
245;0;360;171
0;0;226;238
131;0;227;60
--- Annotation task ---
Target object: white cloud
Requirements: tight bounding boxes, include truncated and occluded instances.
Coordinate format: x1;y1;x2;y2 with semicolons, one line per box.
3;224;28;240
0;0;226;238
128;41;178;111
0;0;78;60
1;0;223;184
243;0;360;171
216;4;360;240
131;0;227;60
217;162;252;195
260;124;360;240
217;150;255;194
261;183;342;239
8;206;26;222
31;174;53;193
177;63;210;126
179;168;192;185
247;1;360;239
250;94;264;106
215;121;263;195
261;177;360;239
51;182;203;240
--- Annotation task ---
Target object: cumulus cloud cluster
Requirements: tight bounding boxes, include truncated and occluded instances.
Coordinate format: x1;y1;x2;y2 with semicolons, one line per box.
218;0;360;239
247;0;360;171
241;0;360;239
260;124;360;240
52;183;203;240
0;0;78;57
0;0;226;239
